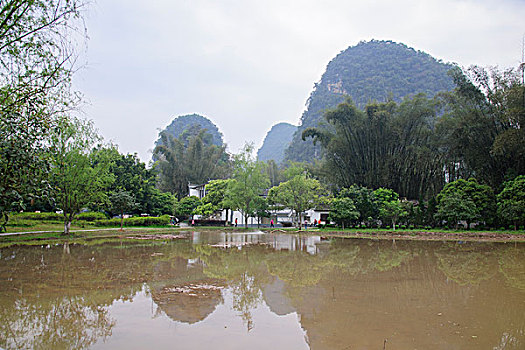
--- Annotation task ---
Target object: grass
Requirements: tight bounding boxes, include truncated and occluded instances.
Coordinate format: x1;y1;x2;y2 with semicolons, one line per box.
2;218;524;247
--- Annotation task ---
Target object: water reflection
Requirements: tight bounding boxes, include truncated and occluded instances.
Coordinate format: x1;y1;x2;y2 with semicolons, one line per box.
0;234;523;349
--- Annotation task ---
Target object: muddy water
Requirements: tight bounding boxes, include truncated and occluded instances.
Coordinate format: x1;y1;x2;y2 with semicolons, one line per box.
0;232;524;349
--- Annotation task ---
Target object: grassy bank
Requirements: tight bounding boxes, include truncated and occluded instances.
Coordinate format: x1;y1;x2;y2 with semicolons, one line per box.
2;222;524;248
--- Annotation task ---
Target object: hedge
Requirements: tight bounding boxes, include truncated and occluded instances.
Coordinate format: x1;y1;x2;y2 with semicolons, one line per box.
13;212;107;222
13;212;62;221
76;212;107;221
94;215;171;227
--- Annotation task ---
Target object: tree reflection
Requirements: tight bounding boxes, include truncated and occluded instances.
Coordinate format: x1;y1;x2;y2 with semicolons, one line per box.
231;273;261;332
498;246;525;291
434;242;498;286
0;296;114;349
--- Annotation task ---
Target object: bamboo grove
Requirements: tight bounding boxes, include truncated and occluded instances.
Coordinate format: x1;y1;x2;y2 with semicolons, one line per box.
302;66;524;200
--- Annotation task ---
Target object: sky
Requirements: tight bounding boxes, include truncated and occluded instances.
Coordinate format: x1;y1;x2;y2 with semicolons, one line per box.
73;0;525;163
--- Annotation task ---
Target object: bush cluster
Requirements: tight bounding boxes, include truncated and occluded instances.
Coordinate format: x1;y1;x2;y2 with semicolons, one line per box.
14;212;109;222
14;212;62;221
94;215;171;227
76;212;108;221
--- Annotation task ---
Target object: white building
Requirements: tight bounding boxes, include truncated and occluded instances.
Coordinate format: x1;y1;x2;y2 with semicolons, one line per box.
188;182;332;226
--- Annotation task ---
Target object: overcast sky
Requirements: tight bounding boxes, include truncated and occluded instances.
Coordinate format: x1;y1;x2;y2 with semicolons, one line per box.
73;0;525;163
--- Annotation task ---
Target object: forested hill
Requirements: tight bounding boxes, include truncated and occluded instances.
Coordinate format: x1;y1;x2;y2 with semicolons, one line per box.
284;39;456;162
155;114;224;147
257;122;297;164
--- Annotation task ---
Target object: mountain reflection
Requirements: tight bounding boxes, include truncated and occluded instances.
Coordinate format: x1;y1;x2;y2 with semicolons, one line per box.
0;234;524;349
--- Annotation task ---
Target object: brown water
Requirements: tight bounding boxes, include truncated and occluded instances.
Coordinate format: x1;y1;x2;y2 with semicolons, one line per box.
0;232;524;349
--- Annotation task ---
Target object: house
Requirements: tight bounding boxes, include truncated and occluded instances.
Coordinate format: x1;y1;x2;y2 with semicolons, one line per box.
188;182;333;227
188;183;207;199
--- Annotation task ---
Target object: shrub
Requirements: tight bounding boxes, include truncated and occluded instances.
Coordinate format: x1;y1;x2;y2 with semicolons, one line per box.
94;215;171;227
76;212;107;221
13;212;62;221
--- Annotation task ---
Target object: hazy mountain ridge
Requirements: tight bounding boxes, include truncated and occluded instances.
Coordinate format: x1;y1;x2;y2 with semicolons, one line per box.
257;122;297;164
155;114;224;148
284;39;456;162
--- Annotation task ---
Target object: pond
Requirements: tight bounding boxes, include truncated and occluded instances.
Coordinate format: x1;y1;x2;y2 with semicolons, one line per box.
0;232;524;349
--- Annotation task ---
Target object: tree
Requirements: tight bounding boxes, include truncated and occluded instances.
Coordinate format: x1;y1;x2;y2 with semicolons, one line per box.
497;175;525;230
303;96;445;200
50;117;114;235
435;178;495;229
252;196;269;228
267;165;327;228
0;0;87;230
337;185;378;226
436;66;525;189
174;196;201;221
153;129;230;198
110;190;136;230
329;197;359;229
225;144;270;228
435;195;479;230
373;188;406;230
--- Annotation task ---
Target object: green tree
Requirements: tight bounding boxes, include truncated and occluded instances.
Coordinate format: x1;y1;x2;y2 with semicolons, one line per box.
435;195;479;230
373;188;406;230
153;129;229;198
338;185;378;226
0;0;86;230
225;144;270;228
50;117;114;235
174;196;201;221
329;197;359;229
435;178;495;229
437;66;525;189
267;165;327;228
497;175;525;230
110;190;136;230
303;96;445;200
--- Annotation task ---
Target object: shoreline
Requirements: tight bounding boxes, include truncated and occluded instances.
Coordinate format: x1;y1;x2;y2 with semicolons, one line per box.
1;226;524;247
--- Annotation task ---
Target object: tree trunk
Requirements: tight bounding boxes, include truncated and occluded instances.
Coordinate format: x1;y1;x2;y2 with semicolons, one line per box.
244;213;248;228
392;219;396;231
120;211;124;231
64;218;71;235
0;212;8;232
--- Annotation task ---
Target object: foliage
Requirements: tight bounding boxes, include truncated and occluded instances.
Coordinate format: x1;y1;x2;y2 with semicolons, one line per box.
257;122;297;164
285;39;455;162
201;179;232;210
267;165;327;226
497;175;525;229
110;190;137;230
337;185;378;225
193;179;233;220
49;117;114;234
153;128;230;198
75;212;108;221
373;188;406;230
435;178;495;228
97;149;169;216
93;215;171;227
225;144;270;227
0;0;86;231
303;95;445;199
329;197;359;229
264;159;285;187
174;196;201;219
193;202;215;218
436;66;525;189
155;114;224;149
